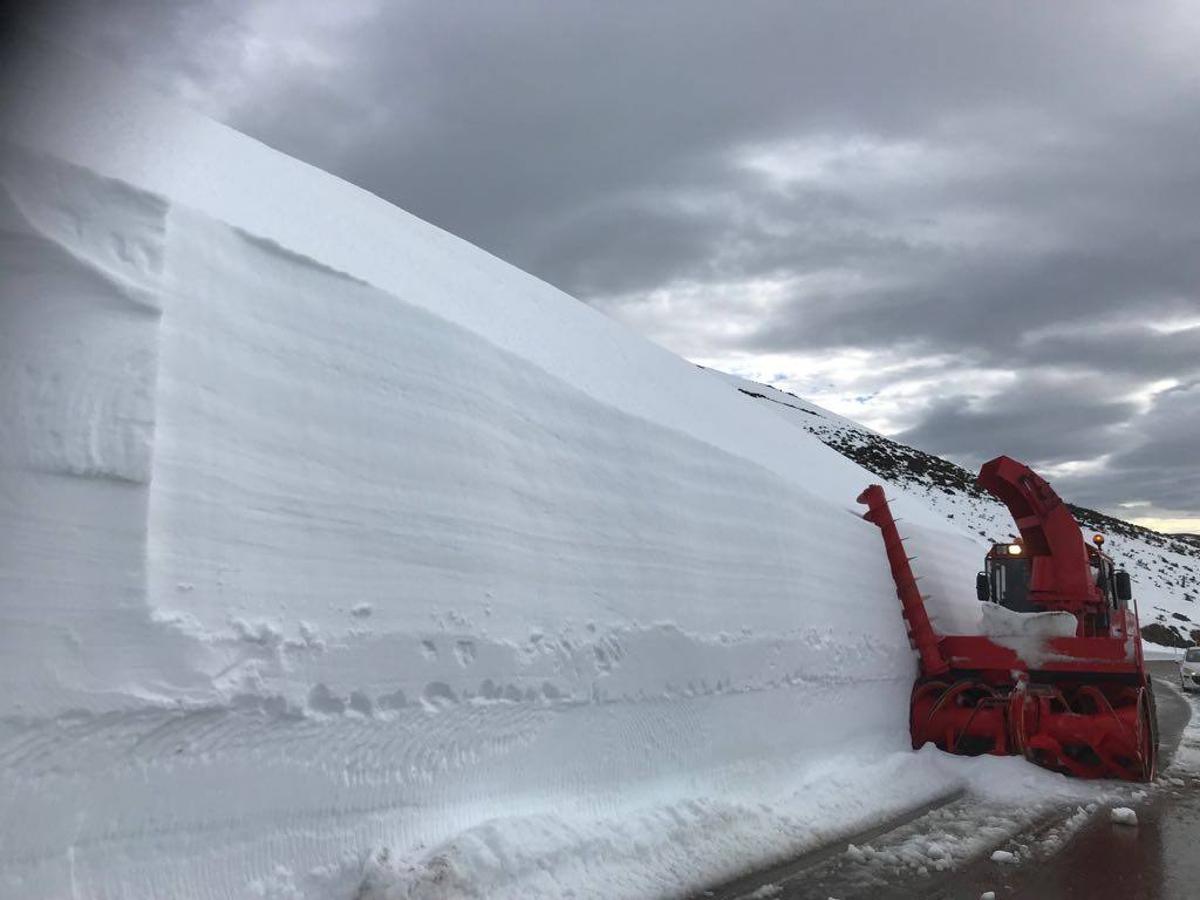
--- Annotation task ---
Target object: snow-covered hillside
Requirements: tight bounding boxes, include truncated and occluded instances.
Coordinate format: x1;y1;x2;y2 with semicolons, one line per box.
1;40;1192;900
720;375;1200;649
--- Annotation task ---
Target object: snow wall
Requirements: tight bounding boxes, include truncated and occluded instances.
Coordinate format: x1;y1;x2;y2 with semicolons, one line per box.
0;43;984;899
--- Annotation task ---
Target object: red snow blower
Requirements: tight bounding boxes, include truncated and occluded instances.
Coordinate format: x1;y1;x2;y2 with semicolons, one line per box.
858;456;1157;781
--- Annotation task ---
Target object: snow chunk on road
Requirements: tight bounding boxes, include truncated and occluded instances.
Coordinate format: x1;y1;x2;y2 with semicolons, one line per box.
990;849;1016;863
1110;807;1139;826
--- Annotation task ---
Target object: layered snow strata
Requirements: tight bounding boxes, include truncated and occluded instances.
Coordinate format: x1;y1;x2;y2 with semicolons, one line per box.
1;41;985;900
0;142;205;713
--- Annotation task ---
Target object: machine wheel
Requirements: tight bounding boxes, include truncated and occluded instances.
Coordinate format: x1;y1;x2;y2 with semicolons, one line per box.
1138;689;1158;782
1147;682;1160;755
1111;685;1157;782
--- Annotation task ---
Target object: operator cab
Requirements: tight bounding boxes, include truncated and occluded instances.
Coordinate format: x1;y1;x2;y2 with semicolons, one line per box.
976;534;1133;618
977;541;1037;611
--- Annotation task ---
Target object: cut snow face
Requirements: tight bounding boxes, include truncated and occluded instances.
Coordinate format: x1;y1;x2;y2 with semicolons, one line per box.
1;37;1194;900
0;39;972;900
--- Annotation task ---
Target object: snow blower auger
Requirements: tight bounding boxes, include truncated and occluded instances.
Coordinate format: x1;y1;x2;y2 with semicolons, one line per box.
858;455;1158;782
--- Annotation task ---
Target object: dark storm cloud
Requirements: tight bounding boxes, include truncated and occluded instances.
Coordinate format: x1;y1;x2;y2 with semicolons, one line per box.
1023;326;1200;380
24;0;1200;521
750;239;1200;354
895;375;1142;469
292;4;1198;299
1059;381;1200;514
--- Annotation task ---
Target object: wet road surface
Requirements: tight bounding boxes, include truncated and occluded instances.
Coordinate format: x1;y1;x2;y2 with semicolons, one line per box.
931;758;1200;899
703;661;1198;900
921;664;1199;900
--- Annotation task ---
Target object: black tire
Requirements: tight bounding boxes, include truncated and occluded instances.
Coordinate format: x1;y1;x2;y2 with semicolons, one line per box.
1147;681;1160;755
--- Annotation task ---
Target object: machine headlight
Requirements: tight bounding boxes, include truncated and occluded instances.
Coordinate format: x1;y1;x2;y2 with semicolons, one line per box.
1007;543;1022;555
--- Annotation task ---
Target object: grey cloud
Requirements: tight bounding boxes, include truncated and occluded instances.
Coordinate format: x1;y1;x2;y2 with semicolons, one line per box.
19;0;1200;520
751;240;1200;356
198;2;1197;290
1022;327;1200;379
513;190;742;301
895;375;1142;470
1115;383;1200;470
1056;381;1200;516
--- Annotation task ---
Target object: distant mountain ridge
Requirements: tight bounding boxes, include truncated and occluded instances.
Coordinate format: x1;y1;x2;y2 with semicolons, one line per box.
720;372;1200;648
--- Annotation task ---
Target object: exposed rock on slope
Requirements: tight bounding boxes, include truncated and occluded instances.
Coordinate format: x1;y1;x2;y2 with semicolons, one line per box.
723;375;1200;648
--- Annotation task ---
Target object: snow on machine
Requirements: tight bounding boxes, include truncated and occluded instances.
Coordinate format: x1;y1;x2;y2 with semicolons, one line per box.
858;455;1158;781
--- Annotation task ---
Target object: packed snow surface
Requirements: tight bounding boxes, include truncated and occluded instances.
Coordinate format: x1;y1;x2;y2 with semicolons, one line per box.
0;40;1187;900
977;604;1084;668
978;605;1078;640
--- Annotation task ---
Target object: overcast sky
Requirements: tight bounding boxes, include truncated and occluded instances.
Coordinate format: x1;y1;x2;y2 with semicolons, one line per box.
27;1;1200;531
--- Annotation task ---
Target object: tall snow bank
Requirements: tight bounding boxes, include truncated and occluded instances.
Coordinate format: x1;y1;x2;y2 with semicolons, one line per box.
0;40;982;899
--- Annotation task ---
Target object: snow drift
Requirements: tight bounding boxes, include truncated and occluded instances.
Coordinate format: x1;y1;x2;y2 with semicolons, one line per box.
0;39;1163;900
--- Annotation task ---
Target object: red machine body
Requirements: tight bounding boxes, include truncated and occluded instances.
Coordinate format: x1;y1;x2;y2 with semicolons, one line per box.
858;456;1157;781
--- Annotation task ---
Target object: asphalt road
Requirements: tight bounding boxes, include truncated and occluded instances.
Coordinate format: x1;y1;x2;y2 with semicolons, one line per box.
929;663;1199;900
701;661;1198;900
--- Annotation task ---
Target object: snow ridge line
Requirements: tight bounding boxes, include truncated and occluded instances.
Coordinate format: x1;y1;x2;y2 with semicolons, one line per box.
0;141;168;311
